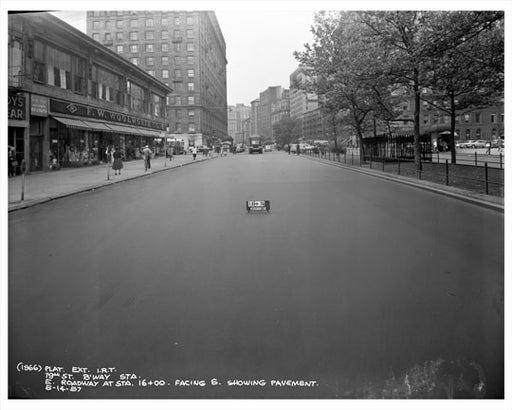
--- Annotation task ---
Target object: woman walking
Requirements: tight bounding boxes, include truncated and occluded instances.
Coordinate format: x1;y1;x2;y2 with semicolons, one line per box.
112;147;123;175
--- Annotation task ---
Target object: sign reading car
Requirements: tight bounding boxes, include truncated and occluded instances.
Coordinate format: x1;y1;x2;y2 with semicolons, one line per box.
246;200;270;213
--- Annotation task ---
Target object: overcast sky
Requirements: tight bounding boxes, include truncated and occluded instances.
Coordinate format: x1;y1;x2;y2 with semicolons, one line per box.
49;5;317;107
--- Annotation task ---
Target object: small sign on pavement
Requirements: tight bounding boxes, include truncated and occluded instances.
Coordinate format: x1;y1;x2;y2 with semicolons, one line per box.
246;200;270;213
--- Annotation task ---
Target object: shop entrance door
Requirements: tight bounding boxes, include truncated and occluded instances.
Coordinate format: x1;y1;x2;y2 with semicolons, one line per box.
30;135;43;172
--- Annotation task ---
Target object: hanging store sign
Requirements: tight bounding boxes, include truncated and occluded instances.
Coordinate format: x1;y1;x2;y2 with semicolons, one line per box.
8;93;26;120
49;98;166;131
31;95;49;116
246;200;270;213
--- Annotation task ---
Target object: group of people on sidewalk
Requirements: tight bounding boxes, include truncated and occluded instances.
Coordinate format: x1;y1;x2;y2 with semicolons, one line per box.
106;145;154;174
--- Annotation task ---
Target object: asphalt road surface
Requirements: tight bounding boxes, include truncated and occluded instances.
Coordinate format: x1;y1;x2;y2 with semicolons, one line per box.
8;151;504;399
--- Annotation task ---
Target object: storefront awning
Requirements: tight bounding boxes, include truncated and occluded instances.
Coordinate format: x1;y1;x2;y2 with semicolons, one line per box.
81;120;117;133
52;116;90;130
53;116;163;138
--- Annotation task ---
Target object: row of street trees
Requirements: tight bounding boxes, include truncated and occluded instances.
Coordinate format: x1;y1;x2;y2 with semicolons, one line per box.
293;11;504;166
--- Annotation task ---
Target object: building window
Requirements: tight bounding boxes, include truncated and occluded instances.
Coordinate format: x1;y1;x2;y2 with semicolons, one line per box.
186;16;193;25
175;123;182;133
116;20;124;29
104;33;112;42
174;42;182;52
492;128;497;137
186;29;193;38
162;17;168;26
162;43;169;52
146;44;154;52
152;93;163;117
174;56;183;65
105;20;111;30
500;113;504;122
188;110;195;118
474;113;481;123
129;31;138;41
175;96;181;105
166;95;172;105
490;113;496;123
188;123;195;132
147;70;155;77
186;42;194;51
92;33;100;41
146;31;154;40
173;29;181;38
174;16;181;25
187;69;194;78
37;42;73;90
161;30;168;40
129;19;138;28
146;57;155;66
161;56;169;65
130;44;138;53
93;66;122;103
423;115;429;125
162;69;169;79
175;109;182;118
116;45;124;53
187;96;194;105
476;129;481;138
465;129;471;139
116;32;124;41
186;56;194;65
130;57;139;66
93;21;100;30
464;113;470;123
146;18;154;27
174;69;182;79
187;82;194;91
127;80;147;112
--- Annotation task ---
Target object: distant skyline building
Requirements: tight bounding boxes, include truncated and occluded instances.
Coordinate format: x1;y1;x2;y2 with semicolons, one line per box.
227;103;251;145
271;88;290;133
86;10;227;148
257;86;285;142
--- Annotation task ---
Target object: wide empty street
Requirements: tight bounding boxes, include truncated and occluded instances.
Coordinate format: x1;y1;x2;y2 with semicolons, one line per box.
9;152;504;399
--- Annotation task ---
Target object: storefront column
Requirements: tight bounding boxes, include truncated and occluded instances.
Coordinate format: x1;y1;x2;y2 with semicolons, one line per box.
41;117;50;171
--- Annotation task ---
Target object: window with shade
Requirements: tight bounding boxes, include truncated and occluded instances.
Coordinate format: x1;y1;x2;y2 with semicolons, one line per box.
152;93;164;117
127;80;147;113
92;66;122;104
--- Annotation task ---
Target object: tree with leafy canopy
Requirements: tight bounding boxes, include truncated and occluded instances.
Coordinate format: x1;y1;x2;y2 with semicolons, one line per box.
419;11;504;163
273;116;301;149
295;11;396;162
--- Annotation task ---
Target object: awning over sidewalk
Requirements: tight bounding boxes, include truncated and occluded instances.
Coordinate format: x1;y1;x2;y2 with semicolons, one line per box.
52;116;163;138
52;116;90;130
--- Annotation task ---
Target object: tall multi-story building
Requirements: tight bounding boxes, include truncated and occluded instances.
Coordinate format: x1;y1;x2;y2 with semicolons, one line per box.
289;66;318;139
257;86;285;142
8;12;171;174
270;89;290;132
227;103;250;145
86;10;227;148
250;99;260;136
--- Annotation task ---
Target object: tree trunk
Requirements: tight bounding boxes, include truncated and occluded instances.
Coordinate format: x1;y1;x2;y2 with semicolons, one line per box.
413;68;421;170
355;121;365;162
449;91;457;164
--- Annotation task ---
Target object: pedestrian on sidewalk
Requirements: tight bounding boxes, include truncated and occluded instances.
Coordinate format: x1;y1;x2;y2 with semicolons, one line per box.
112;147;123;175
8;146;17;177
485;141;491;155
105;145;114;165
142;145;152;171
192;146;197;160
167;145;174;161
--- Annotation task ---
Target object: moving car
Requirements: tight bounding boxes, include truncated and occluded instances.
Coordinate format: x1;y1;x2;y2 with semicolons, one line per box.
469;140;488;149
457;140;475;149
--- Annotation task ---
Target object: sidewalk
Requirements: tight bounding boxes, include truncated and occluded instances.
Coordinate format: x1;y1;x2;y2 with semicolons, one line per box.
302;154;505;213
8;153;215;212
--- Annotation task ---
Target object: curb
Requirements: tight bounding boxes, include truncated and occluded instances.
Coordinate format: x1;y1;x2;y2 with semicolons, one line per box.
8;156;214;213
302;155;504;213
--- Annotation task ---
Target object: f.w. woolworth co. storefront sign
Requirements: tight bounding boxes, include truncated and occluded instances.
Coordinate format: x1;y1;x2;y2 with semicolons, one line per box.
50;99;166;131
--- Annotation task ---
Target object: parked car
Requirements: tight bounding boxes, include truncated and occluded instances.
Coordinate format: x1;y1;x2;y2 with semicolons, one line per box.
470;140;488;149
457;140;476;149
